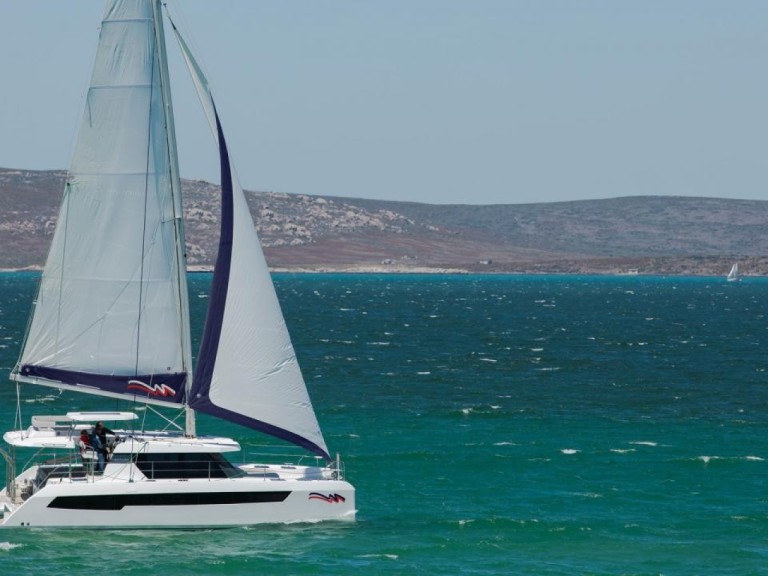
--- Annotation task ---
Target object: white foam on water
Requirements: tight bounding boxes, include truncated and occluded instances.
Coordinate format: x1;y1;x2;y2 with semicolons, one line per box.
359;553;399;560
25;395;57;404
629;441;657;447
561;448;580;455
0;542;22;551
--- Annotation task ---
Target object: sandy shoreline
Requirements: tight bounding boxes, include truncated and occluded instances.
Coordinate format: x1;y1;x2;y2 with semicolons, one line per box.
0;266;749;277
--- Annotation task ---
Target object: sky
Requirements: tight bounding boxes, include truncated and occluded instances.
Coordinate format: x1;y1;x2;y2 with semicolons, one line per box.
1;0;766;205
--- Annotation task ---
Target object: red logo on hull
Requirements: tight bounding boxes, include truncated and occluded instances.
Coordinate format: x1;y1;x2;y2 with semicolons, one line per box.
308;492;346;503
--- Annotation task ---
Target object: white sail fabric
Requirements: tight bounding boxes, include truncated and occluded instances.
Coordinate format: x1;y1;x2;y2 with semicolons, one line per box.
171;25;330;458
16;0;189;404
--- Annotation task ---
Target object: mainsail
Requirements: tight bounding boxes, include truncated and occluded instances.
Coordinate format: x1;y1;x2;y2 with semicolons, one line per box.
13;0;190;406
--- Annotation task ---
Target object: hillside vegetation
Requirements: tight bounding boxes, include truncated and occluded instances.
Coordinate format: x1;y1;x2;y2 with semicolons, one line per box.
1;168;766;275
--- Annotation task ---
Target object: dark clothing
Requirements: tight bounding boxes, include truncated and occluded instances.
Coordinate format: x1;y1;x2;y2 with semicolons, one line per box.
90;424;114;472
92;425;114;448
91;434;106;471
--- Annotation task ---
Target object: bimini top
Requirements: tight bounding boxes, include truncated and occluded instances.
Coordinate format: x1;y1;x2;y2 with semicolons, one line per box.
3;412;138;448
66;412;138;422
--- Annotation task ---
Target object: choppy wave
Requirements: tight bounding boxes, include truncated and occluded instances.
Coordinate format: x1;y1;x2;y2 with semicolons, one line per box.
357;553;399;560
696;455;765;464
24;395;58;404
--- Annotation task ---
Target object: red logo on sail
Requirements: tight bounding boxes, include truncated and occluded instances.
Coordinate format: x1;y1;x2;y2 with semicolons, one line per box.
127;380;177;398
308;492;346;504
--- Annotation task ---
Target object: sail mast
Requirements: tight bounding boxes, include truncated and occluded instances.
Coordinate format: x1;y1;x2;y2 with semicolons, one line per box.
152;0;196;436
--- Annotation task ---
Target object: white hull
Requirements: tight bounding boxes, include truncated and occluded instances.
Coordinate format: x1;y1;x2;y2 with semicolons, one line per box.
1;425;355;529
1;467;354;528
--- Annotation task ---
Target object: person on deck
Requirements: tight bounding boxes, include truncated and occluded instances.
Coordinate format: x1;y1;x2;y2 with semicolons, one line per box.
90;422;113;472
93;421;115;447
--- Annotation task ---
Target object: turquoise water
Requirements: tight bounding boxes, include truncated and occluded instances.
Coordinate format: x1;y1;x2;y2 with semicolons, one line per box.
1;272;768;575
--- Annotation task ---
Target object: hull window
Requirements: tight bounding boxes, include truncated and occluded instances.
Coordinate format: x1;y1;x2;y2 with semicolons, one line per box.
48;491;291;510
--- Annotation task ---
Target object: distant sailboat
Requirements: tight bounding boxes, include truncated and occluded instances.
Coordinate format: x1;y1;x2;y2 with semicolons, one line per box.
0;0;355;528
727;263;741;282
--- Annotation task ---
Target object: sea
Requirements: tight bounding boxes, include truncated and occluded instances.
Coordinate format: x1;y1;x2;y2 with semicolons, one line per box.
1;271;767;575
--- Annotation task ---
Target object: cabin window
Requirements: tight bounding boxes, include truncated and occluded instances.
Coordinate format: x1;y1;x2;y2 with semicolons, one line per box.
135;453;244;479
110;453;132;465
35;465;87;489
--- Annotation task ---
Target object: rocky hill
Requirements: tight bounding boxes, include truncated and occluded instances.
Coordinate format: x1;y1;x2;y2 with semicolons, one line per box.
1;168;767;275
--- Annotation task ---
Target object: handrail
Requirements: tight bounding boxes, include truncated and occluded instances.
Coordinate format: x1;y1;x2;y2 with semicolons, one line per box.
140;459;229;480
0;446;16;500
336;453;344;481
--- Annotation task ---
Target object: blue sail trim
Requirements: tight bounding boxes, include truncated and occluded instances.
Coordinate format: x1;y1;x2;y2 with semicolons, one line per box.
188;109;331;461
190;395;331;460
189;109;232;404
18;364;186;403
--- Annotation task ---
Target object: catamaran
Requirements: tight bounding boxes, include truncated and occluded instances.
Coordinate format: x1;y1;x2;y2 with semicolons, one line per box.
0;0;355;528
